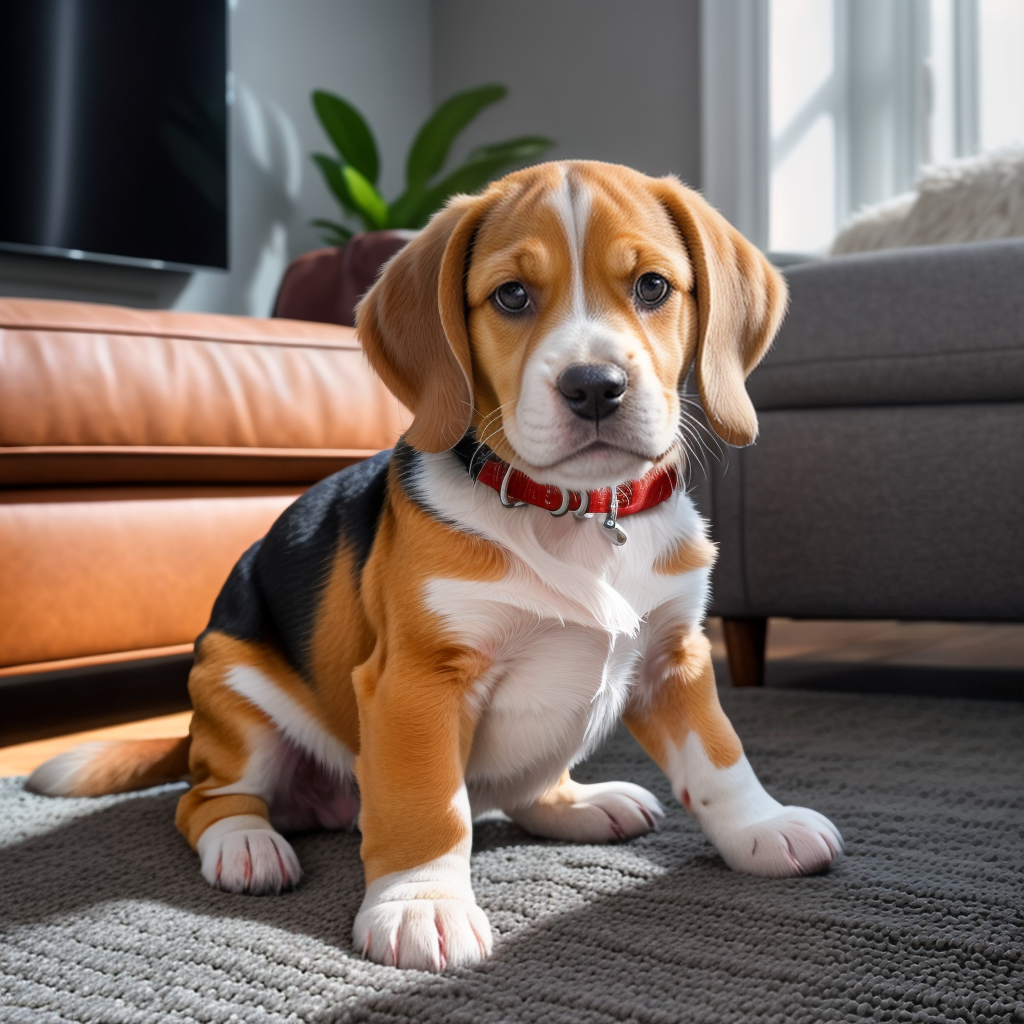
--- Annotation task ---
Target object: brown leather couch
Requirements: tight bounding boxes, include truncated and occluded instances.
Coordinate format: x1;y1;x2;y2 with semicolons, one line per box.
0;298;407;741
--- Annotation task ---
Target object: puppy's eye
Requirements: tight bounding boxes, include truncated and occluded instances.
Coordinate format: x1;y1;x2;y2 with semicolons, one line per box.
635;272;670;308
493;281;530;313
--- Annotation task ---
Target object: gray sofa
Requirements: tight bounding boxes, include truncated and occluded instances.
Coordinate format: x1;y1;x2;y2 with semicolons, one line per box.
697;238;1024;685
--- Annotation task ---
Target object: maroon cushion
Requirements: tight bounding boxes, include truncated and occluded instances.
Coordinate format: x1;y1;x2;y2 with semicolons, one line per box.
272;231;414;327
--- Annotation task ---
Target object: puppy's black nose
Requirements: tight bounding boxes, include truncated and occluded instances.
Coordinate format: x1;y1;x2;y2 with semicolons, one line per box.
557;363;628;421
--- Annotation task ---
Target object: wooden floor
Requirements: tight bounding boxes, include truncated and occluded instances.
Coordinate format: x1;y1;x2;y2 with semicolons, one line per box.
706;617;1023;668
2;619;1020;779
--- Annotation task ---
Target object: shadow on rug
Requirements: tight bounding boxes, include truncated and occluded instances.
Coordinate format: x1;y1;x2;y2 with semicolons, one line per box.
2;689;1022;1024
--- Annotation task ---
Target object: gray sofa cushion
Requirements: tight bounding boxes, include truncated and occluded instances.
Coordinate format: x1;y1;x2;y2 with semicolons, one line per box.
704;403;1024;621
748;238;1024;409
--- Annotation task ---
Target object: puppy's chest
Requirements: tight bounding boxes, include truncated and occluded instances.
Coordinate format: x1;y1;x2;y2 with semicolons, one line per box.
445;573;646;781
422;505;708;776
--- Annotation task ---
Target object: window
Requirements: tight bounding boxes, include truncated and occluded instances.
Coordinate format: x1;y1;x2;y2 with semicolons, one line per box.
702;0;1024;254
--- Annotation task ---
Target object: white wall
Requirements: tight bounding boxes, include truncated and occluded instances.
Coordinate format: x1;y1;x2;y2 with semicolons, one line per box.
177;0;433;316
0;0;433;315
431;0;701;186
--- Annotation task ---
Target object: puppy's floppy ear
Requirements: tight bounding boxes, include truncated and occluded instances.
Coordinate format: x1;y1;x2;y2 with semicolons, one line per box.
356;193;495;453
652;176;788;447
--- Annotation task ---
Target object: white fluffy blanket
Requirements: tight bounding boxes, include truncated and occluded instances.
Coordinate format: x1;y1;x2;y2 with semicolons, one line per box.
830;146;1024;255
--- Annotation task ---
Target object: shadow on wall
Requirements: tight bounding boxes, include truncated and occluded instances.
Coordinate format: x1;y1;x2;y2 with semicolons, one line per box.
175;80;303;318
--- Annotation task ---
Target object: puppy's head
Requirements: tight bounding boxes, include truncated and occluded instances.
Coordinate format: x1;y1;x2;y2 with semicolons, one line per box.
357;161;786;488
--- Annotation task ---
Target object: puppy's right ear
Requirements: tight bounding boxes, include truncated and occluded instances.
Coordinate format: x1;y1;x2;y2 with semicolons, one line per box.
356;193;495;453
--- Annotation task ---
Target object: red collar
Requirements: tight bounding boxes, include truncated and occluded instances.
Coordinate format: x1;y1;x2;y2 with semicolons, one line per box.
476;459;678;520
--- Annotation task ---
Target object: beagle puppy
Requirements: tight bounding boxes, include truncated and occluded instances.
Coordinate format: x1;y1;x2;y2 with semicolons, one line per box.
30;161;842;972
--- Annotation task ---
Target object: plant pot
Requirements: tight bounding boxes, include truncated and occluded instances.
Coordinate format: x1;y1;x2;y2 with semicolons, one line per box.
272;229;416;327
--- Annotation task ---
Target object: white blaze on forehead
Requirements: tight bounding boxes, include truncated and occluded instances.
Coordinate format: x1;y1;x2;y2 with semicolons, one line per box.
547;167;592;321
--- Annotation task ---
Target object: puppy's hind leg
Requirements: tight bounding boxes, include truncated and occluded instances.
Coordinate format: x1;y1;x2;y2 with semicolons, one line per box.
175;634;302;896
506;770;664;843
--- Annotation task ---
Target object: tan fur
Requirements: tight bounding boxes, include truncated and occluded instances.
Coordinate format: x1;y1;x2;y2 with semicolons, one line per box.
654;534;719;577
356;194;502;453
524;770;578;810
175;633;301;847
623;632;743;771
65;737;191;797
352;467;506;881
307;542;375;753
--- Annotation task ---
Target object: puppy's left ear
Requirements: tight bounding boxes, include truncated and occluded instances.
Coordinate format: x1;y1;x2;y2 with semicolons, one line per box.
356;192;496;453
652;176;788;447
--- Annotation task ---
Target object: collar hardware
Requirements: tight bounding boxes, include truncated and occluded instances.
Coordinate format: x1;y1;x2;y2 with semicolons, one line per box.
498;464;527;509
472;456;678;546
602;486;628;545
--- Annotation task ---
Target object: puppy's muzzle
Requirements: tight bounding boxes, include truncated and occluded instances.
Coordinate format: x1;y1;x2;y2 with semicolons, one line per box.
557;363;628;421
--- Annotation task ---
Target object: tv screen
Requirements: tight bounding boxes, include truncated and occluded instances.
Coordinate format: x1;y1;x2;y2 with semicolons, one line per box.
0;0;228;272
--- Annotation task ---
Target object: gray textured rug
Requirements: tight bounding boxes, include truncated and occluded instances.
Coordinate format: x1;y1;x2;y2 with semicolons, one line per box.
2;689;1022;1024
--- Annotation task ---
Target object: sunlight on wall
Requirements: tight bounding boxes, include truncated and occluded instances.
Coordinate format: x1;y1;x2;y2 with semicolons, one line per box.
769;0;837;252
247;221;288;317
771;118;837;253
928;0;957;165
979;0;1024;151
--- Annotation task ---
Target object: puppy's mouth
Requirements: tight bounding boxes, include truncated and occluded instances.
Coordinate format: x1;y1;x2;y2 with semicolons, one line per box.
517;437;676;491
561;440;650;465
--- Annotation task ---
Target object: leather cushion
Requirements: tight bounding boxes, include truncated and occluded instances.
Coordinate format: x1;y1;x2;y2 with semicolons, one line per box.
0;298;408;484
0;486;302;669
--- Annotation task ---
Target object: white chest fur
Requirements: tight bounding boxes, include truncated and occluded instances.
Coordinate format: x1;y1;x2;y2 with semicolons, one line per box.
413;453;711;812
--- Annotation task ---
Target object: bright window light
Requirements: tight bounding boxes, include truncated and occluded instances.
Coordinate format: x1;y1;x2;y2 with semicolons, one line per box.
978;0;1024;150
769;0;837;252
928;0;956;165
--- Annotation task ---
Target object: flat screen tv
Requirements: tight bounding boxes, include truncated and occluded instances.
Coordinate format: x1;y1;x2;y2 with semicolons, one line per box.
0;0;228;272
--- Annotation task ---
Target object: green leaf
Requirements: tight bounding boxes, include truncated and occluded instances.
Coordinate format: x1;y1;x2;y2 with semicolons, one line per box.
400;135;556;229
312;90;379;184
465;135;555;166
309;218;353;246
341;165;389;229
405;84;507;192
312;153;358;214
385;187;426;229
403;154;513;229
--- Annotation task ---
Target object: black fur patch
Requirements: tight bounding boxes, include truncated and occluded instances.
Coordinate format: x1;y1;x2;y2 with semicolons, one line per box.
203;538;270;646
201;449;392;678
393;432;496;528
449;429;495;479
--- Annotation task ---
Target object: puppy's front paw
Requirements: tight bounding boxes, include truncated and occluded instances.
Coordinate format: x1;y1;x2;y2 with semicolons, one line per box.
511;780;665;843
197;814;302;894
354;896;492;971
715;806;843;877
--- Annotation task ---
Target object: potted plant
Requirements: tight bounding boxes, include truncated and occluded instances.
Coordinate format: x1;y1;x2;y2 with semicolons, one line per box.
272;86;554;327
309;83;554;242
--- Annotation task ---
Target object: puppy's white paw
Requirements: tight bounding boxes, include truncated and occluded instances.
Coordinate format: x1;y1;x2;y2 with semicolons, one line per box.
354;855;492;971
714;806;843;877
197;814;302;894
354;897;492;971
511;780;665;842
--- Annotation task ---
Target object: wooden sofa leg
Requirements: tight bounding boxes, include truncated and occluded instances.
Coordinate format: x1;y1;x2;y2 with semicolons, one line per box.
722;617;768;687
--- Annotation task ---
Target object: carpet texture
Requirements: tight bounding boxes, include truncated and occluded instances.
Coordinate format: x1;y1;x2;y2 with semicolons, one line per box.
2;689;1022;1024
